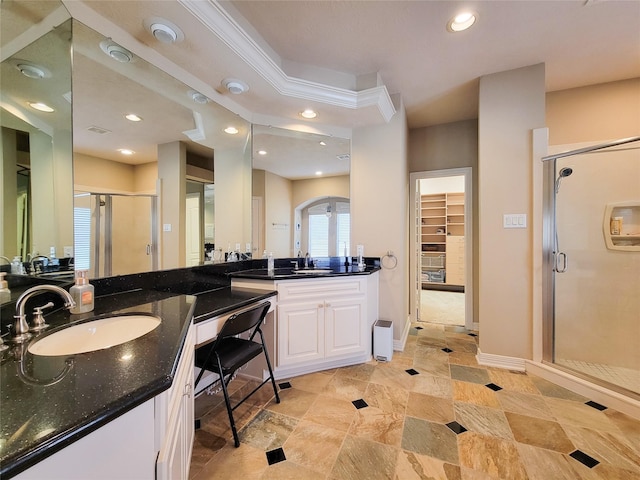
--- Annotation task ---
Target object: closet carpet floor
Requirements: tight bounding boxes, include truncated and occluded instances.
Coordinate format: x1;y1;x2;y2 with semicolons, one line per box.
189;323;640;480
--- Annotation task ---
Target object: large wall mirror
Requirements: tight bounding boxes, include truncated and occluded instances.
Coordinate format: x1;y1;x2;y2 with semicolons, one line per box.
1;2;73;265
251;125;350;258
1;0;251;278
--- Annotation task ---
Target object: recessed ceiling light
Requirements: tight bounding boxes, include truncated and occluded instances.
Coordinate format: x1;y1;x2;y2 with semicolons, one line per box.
144;17;185;44
28;102;54;112
447;11;477;32
315;171;323;176
224;126;239;135
16;62;50;79
118;149;134;155
188;90;209;104
257;150;267;155
222;78;249;94
99;39;134;63
319;141;326;146
125;113;143;122
300;109;317;119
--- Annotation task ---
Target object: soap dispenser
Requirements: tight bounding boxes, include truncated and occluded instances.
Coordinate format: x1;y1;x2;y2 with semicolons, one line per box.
0;272;11;304
267;252;275;275
70;270;94;314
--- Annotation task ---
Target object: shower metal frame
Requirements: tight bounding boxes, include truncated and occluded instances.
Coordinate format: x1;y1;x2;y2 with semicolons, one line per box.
91;192;158;278
540;135;640;387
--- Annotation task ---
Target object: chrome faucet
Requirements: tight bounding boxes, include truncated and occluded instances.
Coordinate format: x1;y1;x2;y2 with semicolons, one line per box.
305;252;311;268
11;285;76;343
0;255;11;265
29;255;50;275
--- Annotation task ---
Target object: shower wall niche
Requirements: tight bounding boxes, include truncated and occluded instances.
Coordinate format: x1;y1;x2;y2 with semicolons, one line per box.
603;201;640;251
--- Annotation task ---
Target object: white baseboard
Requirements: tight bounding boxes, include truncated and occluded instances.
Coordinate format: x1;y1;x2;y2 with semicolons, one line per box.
476;349;526;372
525;361;640;420
273;354;371;380
394;316;412;351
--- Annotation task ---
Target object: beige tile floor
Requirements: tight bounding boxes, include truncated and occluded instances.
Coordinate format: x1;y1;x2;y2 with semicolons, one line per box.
190;323;640;479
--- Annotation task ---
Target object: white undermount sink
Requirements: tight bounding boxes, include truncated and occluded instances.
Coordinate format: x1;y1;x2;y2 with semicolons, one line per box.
28;314;161;356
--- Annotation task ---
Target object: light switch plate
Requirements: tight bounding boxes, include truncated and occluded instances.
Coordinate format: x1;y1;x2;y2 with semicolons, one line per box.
163;224;172;232
63;246;73;258
503;214;527;229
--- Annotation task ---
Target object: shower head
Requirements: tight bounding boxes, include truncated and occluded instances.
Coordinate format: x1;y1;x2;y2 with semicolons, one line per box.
555;167;574;193
559;167;573;178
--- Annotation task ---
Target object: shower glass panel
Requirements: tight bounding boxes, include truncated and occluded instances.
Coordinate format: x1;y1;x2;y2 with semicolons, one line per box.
552;142;640;396
74;193;157;278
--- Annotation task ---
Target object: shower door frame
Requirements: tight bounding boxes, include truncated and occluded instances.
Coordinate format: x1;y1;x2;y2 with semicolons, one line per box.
540;135;640;386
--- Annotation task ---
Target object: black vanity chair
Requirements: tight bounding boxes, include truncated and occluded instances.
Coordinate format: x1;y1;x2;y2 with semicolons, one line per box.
194;301;280;447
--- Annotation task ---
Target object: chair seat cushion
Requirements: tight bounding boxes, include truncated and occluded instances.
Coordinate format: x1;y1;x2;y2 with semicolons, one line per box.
195;337;263;374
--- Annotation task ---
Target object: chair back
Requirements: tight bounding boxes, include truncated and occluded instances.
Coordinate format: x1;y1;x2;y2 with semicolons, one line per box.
216;301;270;341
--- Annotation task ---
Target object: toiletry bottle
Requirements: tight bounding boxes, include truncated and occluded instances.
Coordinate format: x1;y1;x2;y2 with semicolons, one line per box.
11;256;22;274
0;272;11;304
267;252;275;275
70;270;94;314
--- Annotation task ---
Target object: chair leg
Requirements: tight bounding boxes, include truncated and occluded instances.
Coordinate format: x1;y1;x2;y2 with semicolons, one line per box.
219;368;241;447
260;331;280;404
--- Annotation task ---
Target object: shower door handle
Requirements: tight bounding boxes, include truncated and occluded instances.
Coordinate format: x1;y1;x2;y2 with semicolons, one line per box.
555;252;568;273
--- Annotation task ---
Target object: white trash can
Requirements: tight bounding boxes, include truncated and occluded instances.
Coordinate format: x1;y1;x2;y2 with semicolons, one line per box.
373;320;393;362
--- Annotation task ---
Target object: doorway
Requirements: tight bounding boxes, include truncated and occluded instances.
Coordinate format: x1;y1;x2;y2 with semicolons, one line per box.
409;168;473;330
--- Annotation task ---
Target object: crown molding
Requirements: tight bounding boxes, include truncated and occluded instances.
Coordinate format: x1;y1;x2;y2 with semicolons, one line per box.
179;0;396;123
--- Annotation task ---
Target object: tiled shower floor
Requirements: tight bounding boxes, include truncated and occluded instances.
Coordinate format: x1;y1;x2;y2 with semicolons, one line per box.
190;323;640;479
556;358;640;395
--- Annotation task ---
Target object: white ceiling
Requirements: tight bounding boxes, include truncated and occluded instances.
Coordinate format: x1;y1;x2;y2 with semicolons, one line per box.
3;0;639;176
72;0;640;130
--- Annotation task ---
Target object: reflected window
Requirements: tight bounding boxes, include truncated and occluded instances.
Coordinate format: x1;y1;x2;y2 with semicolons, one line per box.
305;198;350;257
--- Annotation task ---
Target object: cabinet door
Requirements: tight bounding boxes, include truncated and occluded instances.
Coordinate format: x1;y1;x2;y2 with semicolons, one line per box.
324;297;366;358
277;302;324;366
157;326;194;480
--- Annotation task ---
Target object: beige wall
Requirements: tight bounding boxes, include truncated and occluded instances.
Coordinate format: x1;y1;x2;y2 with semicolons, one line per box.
158;141;186;269
214;147;252;254
547;78;640;145
352;95;408;341
291;175;349;208
264;171;293;257
478;63;546;360
74;153;136;193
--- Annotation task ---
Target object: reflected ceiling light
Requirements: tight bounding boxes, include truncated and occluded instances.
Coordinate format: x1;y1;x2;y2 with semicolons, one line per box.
224;126;239;134
120;353;133;361
28;102;54;112
99;39;134;63
300;109;317;119
223;78;249;94
447;11;477;32
257;150;267;155
125;113;143;122
144;17;184;44
118;148;134;155
188;90;209;104
16;62;50;79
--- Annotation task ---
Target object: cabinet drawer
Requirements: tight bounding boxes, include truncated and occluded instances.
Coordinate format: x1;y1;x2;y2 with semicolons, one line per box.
277;277;365;302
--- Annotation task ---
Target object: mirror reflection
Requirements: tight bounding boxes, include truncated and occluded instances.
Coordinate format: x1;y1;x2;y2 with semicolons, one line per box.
1;4;73;270
251;125;350;258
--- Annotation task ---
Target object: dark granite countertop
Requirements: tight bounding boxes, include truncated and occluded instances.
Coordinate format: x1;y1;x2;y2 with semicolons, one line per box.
0;284;275;479
229;265;381;280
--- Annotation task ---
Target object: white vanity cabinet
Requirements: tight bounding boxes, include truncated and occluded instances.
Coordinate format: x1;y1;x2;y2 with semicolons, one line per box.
14;322;195;480
233;273;379;378
156;322;195;480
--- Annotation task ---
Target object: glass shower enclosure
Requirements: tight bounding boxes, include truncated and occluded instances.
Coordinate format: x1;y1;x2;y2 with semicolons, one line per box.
74;192;158;278
543;136;640;399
